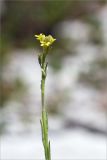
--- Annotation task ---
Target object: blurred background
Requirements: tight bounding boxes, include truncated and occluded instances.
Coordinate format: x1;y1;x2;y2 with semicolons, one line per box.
0;0;107;159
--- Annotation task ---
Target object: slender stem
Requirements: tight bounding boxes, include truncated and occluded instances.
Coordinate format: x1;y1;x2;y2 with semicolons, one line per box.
39;48;51;160
41;47;48;110
41;49;46;111
41;71;45;110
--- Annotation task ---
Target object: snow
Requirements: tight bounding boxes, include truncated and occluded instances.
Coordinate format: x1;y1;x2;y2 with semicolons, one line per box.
1;129;106;160
55;20;90;42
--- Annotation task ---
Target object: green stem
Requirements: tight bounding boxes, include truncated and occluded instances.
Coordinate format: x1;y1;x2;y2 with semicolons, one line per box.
41;75;45;110
39;48;51;160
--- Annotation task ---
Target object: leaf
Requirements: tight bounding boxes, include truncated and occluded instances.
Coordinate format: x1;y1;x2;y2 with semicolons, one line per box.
38;54;42;66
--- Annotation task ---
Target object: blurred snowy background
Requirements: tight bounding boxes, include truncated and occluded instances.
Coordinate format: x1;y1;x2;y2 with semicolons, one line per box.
0;1;107;160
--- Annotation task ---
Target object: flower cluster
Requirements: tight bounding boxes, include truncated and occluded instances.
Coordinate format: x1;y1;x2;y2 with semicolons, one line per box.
35;33;56;47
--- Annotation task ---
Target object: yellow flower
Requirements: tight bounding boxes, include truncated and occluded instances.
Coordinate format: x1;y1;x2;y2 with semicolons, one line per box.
35;33;45;42
35;33;56;47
